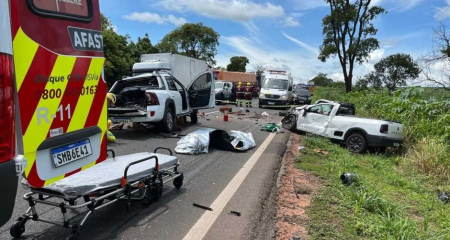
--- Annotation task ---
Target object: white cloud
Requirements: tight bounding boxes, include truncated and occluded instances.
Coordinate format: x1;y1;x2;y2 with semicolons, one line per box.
111;25;118;33
282;32;318;54
156;0;284;22
435;0;450;20
123;12;187;26
283;16;300;27
368;49;385;63
373;0;425;11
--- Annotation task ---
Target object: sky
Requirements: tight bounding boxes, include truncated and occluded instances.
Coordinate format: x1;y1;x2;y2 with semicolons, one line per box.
99;0;450;84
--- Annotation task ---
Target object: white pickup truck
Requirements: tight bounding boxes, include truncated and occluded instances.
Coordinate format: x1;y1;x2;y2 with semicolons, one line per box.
108;70;215;132
282;101;404;153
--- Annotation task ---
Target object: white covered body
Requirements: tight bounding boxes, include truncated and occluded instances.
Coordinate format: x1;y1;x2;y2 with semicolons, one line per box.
134;53;207;87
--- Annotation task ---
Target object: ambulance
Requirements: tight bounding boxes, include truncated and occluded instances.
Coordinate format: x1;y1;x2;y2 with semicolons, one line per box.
0;0;107;227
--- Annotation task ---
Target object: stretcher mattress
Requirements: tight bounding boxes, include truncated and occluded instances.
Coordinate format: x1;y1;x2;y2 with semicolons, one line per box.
45;152;178;198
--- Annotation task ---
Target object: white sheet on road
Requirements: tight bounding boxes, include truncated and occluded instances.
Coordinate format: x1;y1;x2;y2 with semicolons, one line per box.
45;152;178;198
174;129;256;155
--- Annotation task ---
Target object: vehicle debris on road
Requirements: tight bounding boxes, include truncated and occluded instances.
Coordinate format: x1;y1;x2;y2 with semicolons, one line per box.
340;173;358;185
438;192;449;203
174;129;256;154
193;203;213;211
230;211;241;216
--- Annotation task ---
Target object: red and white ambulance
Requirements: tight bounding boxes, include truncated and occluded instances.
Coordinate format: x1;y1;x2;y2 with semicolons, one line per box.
1;0;108;227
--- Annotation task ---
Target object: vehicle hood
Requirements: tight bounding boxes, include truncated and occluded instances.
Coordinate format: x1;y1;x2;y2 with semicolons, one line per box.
260;88;288;95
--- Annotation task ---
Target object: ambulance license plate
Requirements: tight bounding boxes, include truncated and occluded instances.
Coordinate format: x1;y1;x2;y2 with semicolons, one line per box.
52;139;93;168
268;102;275;105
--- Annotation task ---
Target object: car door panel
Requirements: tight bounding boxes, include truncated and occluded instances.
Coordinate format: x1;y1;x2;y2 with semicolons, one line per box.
164;76;183;115
188;71;215;109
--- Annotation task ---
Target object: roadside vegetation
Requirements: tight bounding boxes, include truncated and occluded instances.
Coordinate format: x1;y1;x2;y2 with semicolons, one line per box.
297;86;450;239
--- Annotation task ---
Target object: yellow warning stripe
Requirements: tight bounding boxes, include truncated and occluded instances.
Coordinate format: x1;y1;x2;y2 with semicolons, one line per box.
66;58;105;133
43;58;105;186
23;56;77;177
13;28;39;91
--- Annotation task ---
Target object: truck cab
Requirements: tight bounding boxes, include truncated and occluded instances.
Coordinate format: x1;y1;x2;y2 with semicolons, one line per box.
258;70;293;107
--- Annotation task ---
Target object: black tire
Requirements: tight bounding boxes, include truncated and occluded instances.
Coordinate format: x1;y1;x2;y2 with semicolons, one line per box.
190;110;198;124
10;220;25;238
346;133;367;154
173;174;184;189
282;114;297;131
161;107;174;133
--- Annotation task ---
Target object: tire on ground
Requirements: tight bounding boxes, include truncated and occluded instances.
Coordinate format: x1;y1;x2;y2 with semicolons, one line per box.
346;132;367;154
190;110;198;124
161;107;174;133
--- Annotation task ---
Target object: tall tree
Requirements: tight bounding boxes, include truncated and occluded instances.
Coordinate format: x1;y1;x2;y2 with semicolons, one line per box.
421;23;450;91
309;73;333;86
374;53;420;92
130;33;158;62
156;23;220;67
319;0;386;93
227;56;249;72
362;72;383;89
101;14;134;86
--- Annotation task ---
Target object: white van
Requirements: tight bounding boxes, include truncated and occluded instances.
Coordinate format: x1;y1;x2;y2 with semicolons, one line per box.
258;70;294;108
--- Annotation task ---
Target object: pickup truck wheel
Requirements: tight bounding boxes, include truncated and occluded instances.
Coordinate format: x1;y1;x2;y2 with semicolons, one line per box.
346;133;367;154
282;114;297;130
161;108;174;133
190;110;198;124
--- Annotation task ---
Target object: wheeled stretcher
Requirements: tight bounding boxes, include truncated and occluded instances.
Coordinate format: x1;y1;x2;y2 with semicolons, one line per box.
10;148;183;240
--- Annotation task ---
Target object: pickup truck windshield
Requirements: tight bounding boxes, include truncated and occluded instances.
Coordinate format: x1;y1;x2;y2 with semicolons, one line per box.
262;79;288;90
215;82;224;89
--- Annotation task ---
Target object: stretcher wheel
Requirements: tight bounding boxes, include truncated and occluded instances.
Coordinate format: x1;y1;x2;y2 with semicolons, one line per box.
173;174;184;189
10;219;26;238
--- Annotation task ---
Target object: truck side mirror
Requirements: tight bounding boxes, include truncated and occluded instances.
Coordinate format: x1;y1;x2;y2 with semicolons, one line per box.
288;86;293;91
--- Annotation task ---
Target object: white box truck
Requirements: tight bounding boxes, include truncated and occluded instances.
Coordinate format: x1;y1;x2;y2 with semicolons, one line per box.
133;53;207;87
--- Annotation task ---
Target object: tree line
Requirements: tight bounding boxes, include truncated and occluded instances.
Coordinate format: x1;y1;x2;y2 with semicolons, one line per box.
317;0;450;93
101;14;219;87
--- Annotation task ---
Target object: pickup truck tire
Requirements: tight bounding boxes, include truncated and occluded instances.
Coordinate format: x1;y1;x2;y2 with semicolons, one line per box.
161;107;174;133
346;133;367;154
190;110;198;124
282;114;297;131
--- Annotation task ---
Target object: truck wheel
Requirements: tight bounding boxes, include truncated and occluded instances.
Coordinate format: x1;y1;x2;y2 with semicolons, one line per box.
282;114;297;130
346;133;367;154
161;107;174;133
190;110;198;124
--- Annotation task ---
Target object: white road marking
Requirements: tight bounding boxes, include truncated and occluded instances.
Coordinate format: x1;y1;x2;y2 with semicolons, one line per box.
183;131;278;240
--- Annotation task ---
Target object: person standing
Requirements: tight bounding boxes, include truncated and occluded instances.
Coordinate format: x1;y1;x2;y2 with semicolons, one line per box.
236;82;245;107
244;82;253;108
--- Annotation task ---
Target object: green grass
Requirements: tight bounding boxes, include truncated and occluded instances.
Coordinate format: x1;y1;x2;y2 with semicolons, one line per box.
298;86;450;239
299;136;450;240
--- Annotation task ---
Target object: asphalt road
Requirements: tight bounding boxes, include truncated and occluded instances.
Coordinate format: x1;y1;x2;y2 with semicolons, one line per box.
0;100;290;240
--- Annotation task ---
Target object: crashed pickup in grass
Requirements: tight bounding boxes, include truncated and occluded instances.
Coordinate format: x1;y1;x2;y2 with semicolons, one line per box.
282;100;404;153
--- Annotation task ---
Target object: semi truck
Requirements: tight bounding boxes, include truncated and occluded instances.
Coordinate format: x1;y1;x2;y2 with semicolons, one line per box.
133;53;207;87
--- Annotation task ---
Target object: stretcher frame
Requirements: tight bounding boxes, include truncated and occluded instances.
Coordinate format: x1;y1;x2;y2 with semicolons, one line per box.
10;148;183;240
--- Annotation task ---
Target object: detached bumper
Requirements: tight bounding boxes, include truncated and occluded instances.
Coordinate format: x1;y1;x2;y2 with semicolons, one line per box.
367;135;403;147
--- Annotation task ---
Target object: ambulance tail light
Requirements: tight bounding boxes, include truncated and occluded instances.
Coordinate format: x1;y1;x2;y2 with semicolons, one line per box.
145;92;160;106
0;53;15;163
